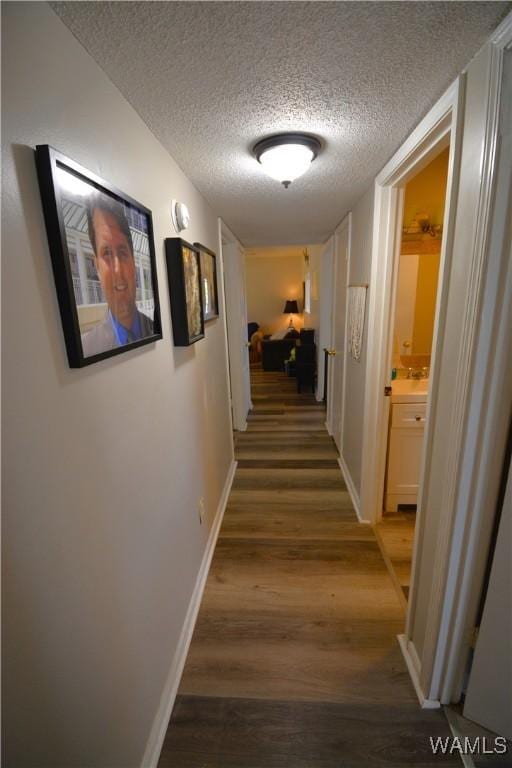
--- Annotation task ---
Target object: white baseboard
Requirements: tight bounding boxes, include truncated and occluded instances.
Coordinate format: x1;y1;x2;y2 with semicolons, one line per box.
398;634;440;710
141;460;237;768
337;455;364;522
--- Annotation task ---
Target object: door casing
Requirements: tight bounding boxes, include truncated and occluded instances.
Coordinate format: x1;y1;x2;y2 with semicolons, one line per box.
218;218;251;432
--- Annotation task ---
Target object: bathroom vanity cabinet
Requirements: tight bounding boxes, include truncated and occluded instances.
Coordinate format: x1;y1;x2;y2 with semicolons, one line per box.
385;381;428;512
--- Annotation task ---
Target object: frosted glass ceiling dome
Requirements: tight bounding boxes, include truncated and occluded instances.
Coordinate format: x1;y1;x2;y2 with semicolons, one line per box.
253;133;321;188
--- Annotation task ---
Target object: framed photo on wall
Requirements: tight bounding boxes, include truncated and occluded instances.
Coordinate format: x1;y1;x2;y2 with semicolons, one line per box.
165;238;205;346
194;243;219;322
35;145;162;368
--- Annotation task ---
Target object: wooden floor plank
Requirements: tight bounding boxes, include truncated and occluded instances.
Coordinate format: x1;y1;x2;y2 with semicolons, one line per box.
232;468;347;491
236;459;340;469
376;511;416;598
158;368;461;767
159;696;462;768
220;509;368;538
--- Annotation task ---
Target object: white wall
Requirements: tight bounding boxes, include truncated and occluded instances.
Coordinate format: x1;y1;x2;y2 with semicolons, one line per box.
341;187;374;494
245;251;305;334
245;245;324;337
2;4;233;767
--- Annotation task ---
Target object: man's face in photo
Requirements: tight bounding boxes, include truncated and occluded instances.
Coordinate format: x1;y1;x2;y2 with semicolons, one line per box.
92;207;137;329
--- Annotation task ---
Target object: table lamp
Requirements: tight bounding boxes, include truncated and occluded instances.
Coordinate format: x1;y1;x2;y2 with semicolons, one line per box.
283;299;299;329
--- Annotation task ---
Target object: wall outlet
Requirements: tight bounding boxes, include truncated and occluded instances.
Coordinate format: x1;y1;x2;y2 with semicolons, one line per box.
198;497;205;525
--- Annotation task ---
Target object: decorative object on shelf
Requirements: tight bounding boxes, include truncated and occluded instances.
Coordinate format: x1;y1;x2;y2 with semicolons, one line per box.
347;284;368;361
35;144;162;368
252;133;321;188
283;299;299;329
171;200;190;233
165;238;204;346
403;210;442;238
194;242;219;322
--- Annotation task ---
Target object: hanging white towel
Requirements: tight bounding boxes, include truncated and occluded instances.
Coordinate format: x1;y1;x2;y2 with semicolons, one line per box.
348;286;367;361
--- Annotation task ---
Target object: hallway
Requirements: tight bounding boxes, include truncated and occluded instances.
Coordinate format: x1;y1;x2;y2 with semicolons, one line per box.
158;369;459;767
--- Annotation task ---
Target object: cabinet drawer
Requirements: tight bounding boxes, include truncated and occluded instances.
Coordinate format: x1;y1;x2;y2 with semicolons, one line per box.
392;402;427;428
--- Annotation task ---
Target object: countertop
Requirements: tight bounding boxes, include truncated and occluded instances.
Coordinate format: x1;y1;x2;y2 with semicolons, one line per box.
391;378;429;403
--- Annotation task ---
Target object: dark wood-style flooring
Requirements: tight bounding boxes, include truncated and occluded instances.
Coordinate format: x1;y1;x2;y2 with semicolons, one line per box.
158;368;460;767
375;510;416;605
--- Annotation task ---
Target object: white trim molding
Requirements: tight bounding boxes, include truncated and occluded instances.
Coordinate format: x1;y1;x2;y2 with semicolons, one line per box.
219;219;250;432
360;77;462;527
326;214;351;450
141;460;237;768
357;63;509;708
405;24;512;709
429;39;512;705
217;218;236;438
340;214;352;460
338;455;362;522
489;8;512;48
398;635;440;710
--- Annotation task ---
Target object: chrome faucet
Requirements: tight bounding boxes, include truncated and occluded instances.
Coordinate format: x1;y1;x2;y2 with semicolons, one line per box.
407;366;430;380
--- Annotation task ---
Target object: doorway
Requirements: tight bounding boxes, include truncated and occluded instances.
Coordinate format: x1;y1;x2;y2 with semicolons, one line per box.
317;238;333;404
376;148;450;602
357;78;464;708
327;216;350;454
218;219;251;432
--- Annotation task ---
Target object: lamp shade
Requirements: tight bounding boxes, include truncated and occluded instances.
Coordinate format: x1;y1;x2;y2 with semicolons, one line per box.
283;300;299;314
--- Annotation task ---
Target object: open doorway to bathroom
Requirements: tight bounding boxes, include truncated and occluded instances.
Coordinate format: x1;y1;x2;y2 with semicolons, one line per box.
375;147;450;604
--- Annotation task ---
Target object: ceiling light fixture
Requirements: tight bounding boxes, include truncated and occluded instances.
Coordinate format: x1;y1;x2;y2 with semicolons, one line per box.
253;133;321;188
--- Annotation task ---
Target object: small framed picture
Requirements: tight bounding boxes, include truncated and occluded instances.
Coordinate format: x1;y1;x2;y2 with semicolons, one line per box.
165;238;205;346
194;243;219;322
35;145;162;367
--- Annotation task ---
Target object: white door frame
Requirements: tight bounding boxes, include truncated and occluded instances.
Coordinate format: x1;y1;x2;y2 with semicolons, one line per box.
218;218;251;432
433;33;512;705
316;237;334;404
360;13;512;708
360;78;463;527
359;78;464;708
326;214;351;454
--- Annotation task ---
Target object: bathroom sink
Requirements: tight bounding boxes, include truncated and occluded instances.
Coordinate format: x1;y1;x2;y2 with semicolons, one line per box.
391;378;429;403
400;354;431;368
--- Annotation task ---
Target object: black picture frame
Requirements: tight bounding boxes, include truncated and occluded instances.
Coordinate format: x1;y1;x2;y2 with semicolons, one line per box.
165;238;205;346
35;145;162;368
194;242;219;322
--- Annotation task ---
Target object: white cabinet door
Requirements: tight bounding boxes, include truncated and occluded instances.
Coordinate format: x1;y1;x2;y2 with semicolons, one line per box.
385;401;426;512
387;427;425;496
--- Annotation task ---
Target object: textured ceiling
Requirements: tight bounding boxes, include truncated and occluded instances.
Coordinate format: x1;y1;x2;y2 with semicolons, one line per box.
246;245;314;260
51;1;510;246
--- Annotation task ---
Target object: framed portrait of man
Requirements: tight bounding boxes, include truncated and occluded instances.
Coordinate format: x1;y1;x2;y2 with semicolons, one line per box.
35;145;163;367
